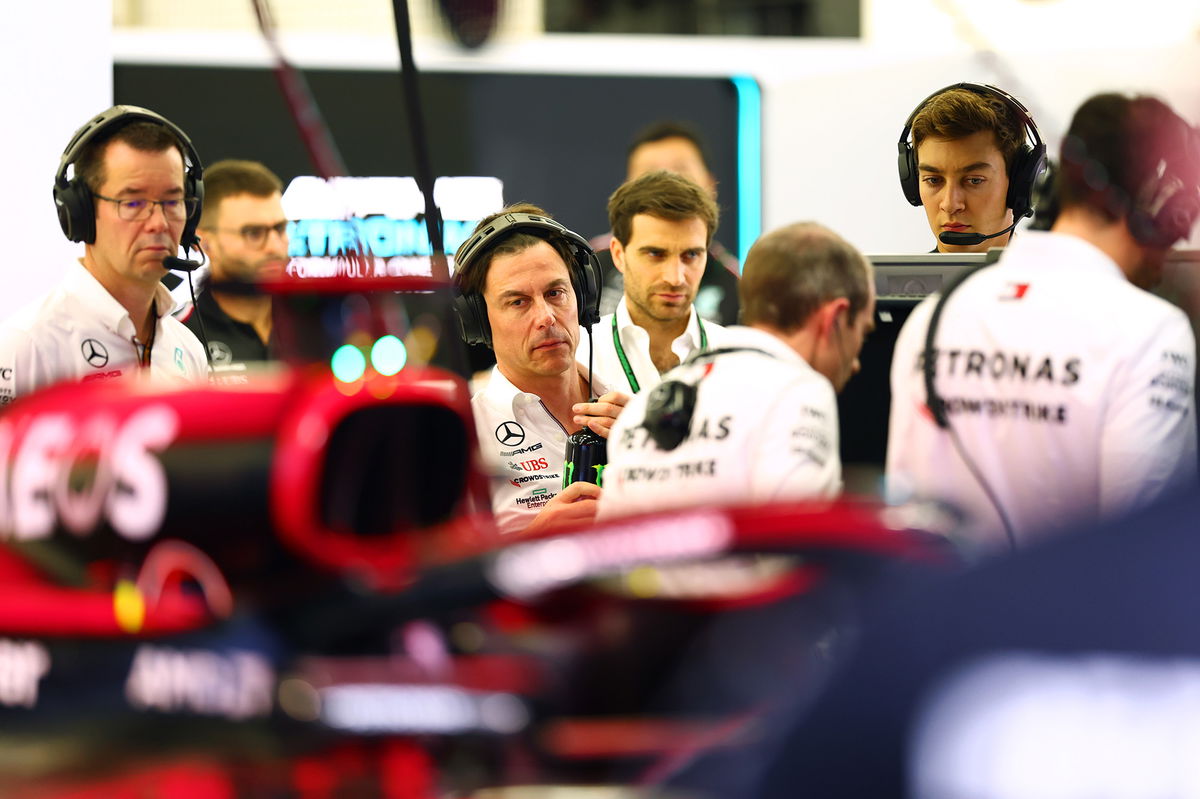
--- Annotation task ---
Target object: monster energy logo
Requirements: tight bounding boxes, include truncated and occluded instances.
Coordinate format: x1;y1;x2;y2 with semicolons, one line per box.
563;462;606;488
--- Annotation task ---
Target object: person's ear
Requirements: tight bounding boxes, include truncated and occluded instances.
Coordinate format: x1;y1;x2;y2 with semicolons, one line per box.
610;237;627;275
820;297;850;340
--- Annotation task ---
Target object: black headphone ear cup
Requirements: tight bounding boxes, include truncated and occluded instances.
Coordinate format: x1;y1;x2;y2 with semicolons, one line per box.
575;251;603;328
898;141;922;207
1130;179;1200;248
452;291;492;348
1006;143;1046;220
54;178;95;245
643;380;697;451
182;172;205;250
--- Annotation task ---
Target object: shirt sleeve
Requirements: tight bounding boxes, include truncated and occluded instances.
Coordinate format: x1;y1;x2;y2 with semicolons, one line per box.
0;325;47;402
752;375;842;502
1099;308;1198;516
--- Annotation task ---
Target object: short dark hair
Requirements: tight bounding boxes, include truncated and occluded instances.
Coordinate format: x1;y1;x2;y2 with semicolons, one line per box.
75;120;187;194
200;159;283;225
453;202;579;299
1058;93;1199;224
607;170;719;247
912;87;1027;176
627;121;712;171
740;222;872;332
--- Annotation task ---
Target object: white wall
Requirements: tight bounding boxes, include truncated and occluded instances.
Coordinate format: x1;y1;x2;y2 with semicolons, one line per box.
1;2;112;319
110;20;1200;260
863;0;1200;49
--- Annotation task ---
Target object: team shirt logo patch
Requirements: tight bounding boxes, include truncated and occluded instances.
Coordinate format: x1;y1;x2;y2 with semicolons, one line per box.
1000;282;1031;301
208;341;233;365
495;421;525;446
81;339;109;368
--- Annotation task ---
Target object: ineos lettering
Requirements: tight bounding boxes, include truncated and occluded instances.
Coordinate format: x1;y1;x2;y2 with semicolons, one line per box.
1;405;179;541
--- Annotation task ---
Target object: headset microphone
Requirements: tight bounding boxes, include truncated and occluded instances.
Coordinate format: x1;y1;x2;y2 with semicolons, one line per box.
163;255;202;272
938;219;1019;247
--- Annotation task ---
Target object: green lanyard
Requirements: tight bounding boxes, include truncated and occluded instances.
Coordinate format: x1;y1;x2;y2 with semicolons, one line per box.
611;312;708;394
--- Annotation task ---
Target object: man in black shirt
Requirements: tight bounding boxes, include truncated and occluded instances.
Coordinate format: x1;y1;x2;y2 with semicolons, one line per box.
178;160;288;376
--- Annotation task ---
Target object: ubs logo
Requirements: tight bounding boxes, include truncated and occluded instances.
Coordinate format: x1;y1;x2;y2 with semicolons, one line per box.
81;339;109;368
495;421;525;447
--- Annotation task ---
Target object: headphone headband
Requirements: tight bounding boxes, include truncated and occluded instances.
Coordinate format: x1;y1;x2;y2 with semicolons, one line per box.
452;212;602;348
898;83;1042;149
897;82;1047;220
54;105;205;249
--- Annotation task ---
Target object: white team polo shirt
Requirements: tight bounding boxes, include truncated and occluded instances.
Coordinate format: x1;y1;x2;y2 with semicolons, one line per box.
598;325;842;522
887;230;1197;553
0;261;209;404
576;297;730;395
471;363;611;535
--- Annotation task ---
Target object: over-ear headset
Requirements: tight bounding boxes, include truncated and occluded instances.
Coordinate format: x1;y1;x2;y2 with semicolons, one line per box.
643;347;769;451
53;105;205;250
1124;105;1200;249
452;212;602;348
898;83;1046;220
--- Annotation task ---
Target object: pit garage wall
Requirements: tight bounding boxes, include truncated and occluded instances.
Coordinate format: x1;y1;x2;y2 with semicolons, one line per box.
0;1;112;321
111;29;1200;263
3;24;1198;320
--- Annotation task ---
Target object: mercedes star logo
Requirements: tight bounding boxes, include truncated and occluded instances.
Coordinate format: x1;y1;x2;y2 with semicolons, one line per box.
495;421;525;446
208;340;234;365
81;338;109;368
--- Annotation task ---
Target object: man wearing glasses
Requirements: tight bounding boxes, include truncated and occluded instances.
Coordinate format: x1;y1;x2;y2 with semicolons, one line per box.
0;106;208;401
178;159;289;374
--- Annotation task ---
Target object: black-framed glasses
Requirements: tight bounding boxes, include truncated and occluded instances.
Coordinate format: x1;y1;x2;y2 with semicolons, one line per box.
207;221;289;248
94;194;198;222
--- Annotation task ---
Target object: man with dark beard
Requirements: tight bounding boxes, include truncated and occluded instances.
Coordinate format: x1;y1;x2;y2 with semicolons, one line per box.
578;170;731;395
178;160;289;373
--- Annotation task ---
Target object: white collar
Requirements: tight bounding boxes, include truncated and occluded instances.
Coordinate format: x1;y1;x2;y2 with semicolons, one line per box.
614;296;705;349
481;360;611;416
715;325;810;367
999;230;1126;281
64;260;177;335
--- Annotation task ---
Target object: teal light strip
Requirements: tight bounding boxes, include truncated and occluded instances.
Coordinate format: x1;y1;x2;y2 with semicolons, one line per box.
731;75;762;270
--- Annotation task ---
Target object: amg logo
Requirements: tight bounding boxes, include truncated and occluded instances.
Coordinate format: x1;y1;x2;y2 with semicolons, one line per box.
499;442;544;457
125;645;274;720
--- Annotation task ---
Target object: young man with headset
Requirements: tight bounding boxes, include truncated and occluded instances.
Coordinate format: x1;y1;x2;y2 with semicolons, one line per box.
578;170;732;395
598;222;875;521
897;83;1047;253
0;106;208;402
887;92;1200;554
453;203;628;535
